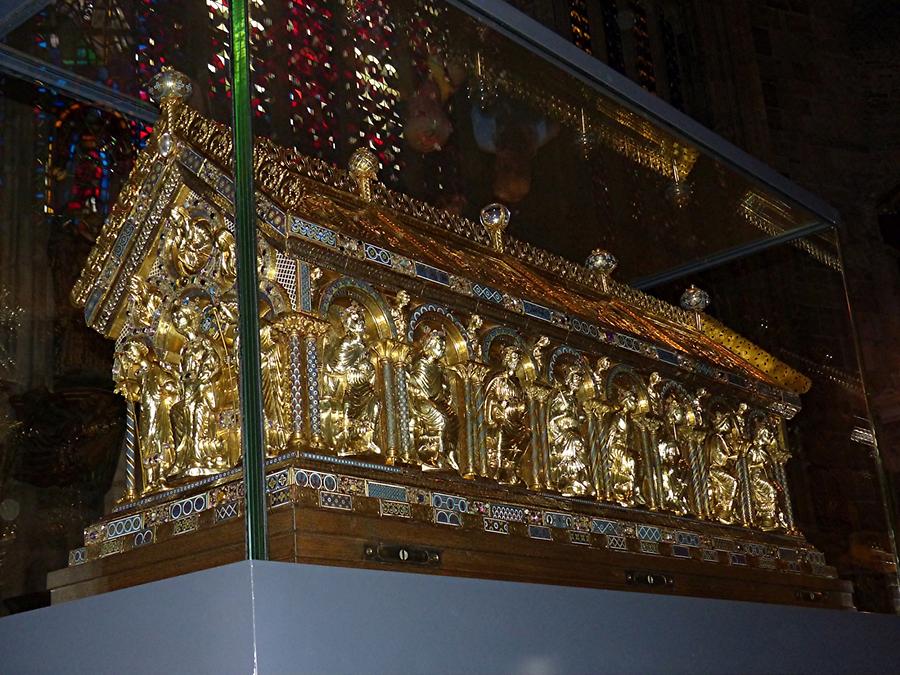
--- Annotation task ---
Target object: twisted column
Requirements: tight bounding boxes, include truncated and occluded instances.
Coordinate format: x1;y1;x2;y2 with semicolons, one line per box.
583;399;610;500
117;400;139;504
686;428;709;518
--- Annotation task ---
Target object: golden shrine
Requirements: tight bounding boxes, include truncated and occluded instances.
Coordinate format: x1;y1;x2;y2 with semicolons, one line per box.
50;71;850;608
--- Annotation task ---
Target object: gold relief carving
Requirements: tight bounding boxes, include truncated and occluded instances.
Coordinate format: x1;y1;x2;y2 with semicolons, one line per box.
321;302;382;456
547;364;593;497
260;321;290;457
76;96;817;555
274;311;329;337
483;346;530;484
747;417;789;531
408;329;458;470
166;207;213;276
655;389;693;516
171;300;236;477
599;387;639;506
705;406;742;525
114;338;178;494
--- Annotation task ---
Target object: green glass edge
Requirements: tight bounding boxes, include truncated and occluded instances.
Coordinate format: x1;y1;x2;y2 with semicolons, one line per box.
229;0;269;560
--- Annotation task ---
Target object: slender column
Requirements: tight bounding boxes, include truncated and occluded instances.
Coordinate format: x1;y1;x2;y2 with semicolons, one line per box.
633;417;659;509
524;385;552;490
288;334;304;442
736;450;753;526
117;400;139;504
584;400;609;500
373;339;411;464
686;428;709;518
274;312;329;450
451;362;491;479
306;336;323;445
775;419;797;532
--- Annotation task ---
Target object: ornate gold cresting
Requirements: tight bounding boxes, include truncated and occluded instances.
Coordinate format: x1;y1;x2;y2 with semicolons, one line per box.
73;73;804;539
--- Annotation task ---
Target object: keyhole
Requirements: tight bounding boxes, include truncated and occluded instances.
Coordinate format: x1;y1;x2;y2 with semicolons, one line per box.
399;549;409;561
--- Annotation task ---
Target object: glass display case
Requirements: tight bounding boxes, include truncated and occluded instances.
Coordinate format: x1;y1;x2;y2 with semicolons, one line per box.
0;0;895;613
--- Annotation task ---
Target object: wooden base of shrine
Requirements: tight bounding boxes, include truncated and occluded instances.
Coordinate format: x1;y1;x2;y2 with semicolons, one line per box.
48;455;854;610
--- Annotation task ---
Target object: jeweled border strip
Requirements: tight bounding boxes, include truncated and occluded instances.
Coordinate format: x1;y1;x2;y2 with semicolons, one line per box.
76;464;832;580
171;145;799;413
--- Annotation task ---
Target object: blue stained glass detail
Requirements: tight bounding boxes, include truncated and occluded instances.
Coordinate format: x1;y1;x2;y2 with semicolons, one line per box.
471;283;504;304
291;216;337;247
544;512;573;529
656;348;681;365
363;243;392;266
414;262;450;286
528;525;553;540
637;525;661;542
366;482;407;502
522;301;552;321
591;519;622;536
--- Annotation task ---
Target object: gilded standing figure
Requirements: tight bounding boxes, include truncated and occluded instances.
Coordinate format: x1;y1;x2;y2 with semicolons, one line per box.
408;329;457;469
260;321;289;456
547;365;593;496
706;410;739;523
484;346;529;484
657;396;692;515
115;338;179;493
601;388;638;506
171;302;223;476
321;302;381;455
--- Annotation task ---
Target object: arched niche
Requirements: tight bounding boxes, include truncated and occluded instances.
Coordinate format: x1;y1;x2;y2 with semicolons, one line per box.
605;364;649;412
548;345;597;400
407;303;470;365
482;326;525;367
318;277;397;341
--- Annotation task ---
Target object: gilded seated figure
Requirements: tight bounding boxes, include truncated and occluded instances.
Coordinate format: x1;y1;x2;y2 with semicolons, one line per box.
601;388;638;506
748;420;784;530
484;345;529;484
657;396;692;515
547;365;593;496
408;329;458;470
706;410;739;523
321;302;381;456
115;338;179;494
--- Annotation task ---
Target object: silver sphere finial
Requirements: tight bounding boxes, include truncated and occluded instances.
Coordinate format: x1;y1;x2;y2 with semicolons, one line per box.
680;285;710;312
585;249;617;276
681;285;710;330
480;203;510;253
348;147;380;201
147;68;193;106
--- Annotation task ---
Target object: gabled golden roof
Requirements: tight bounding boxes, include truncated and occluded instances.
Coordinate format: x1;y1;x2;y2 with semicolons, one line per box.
73;100;810;400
